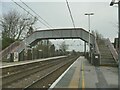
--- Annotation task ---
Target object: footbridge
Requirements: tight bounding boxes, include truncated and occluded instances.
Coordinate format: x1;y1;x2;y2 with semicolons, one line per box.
1;28;101;65
1;28;118;89
19;28;95;52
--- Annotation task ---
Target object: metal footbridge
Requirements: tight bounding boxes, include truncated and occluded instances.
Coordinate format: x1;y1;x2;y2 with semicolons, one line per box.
0;28;118;66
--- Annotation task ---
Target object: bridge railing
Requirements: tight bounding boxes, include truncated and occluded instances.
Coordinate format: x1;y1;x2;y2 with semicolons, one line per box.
105;38;118;64
92;38;101;66
95;39;100;54
0;41;21;60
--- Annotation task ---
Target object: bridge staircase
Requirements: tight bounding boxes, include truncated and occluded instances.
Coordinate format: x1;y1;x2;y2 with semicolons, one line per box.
97;38;118;66
0;28;97;62
0;41;24;61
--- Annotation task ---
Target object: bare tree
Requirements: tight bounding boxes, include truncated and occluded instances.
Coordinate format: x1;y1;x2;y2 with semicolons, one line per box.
59;41;68;54
1;10;37;49
1;10;37;40
91;30;103;40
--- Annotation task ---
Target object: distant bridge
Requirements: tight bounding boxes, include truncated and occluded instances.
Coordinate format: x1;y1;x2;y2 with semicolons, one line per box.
19;28;95;52
1;28;98;61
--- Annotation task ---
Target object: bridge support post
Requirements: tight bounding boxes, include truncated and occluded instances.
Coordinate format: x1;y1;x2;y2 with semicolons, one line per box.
9;53;14;62
90;46;93;64
18;50;24;61
27;49;32;60
88;45;92;64
84;42;86;57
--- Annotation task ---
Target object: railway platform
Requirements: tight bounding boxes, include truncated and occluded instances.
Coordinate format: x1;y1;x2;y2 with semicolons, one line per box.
0;56;66;68
49;56;118;89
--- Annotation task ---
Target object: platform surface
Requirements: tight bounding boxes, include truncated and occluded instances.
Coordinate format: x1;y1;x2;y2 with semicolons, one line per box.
0;56;66;68
49;56;118;89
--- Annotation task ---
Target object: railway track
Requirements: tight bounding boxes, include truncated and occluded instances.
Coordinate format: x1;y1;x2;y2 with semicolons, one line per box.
2;55;79;89
24;57;78;89
2;56;67;76
2;57;68;87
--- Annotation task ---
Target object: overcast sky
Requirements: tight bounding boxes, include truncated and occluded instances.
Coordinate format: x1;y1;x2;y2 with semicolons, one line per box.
1;0;118;51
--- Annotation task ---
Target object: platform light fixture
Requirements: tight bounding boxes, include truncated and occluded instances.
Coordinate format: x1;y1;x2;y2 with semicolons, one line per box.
85;13;94;63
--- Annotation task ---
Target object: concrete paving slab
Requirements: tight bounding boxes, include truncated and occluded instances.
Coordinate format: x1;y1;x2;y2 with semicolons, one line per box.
100;66;118;88
83;59;98;88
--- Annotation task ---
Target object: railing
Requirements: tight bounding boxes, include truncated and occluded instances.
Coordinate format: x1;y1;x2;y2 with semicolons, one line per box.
94;39;101;65
95;39;100;54
0;41;21;60
105;38;118;63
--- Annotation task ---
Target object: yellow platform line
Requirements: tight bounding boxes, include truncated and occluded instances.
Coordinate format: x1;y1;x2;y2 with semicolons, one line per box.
68;60;81;88
82;61;85;90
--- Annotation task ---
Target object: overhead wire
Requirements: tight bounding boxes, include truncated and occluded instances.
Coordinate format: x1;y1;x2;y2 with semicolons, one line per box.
20;0;53;28
11;0;51;29
65;0;78;37
65;0;75;28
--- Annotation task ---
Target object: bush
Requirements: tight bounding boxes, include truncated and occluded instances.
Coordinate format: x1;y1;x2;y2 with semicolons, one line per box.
2;37;15;50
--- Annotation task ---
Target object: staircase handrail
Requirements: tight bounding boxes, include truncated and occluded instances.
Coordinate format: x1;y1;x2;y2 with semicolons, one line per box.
95;39;100;54
105;38;118;63
0;41;20;60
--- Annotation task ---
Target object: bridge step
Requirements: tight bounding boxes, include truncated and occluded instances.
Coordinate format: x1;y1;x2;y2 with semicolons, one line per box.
97;39;117;66
100;63;118;67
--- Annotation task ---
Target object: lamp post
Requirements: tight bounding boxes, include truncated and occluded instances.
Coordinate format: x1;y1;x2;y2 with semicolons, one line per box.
85;13;94;63
110;0;120;89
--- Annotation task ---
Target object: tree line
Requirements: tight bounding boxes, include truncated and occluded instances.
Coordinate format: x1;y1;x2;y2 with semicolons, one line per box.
0;10;69;58
1;10;37;49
